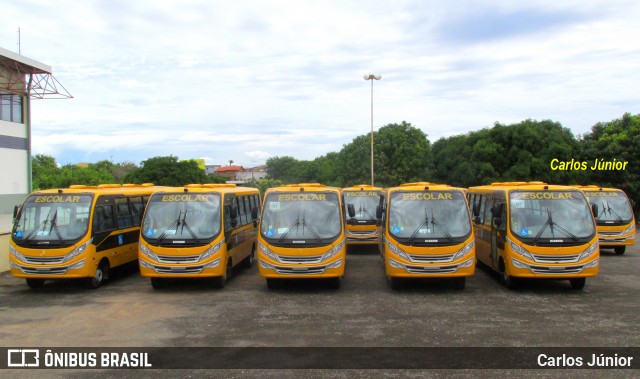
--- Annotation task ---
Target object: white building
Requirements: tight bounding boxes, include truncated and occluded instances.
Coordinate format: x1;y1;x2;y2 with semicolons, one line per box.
0;46;70;270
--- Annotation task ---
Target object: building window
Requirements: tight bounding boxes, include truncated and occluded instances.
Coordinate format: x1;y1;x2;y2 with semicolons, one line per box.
0;92;23;123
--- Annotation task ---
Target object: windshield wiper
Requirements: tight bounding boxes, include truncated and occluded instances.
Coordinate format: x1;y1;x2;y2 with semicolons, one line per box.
408;208;430;244
24;208;57;242
48;209;64;242
533;208;578;242
179;209;201;242
278;211;301;242
604;201;624;222
430;208;453;242
357;201;376;220
301;209;322;243
157;209;183;242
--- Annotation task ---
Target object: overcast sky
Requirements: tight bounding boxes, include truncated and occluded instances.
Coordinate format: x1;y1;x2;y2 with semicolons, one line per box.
3;0;639;167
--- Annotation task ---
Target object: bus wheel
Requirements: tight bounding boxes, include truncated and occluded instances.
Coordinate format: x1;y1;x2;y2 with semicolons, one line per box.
243;246;256;268
266;278;281;290
150;277;166;290
387;276;403;290
26;278;45;289
451;277;466;290
212;260;230;289
570;278;586;290
87;261;109;289
614;246;626;255
500;260;518;290
327;277;341;290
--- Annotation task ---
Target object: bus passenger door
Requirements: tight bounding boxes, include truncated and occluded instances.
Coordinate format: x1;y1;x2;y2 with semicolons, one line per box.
490;202;505;271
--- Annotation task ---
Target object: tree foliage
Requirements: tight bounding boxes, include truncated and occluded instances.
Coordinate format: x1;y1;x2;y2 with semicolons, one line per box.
123;156;209;186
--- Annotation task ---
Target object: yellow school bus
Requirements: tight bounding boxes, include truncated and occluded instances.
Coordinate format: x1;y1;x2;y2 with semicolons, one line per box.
257;183;347;289
377;182;475;290
576;185;636;255
468;182;599;290
138;184;260;289
9;183;167;289
342;184;384;245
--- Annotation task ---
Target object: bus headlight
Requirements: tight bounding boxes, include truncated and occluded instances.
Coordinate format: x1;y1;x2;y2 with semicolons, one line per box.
139;242;159;261
507;238;535;261
321;240;345;262
622;224;636;236
578;242;599;261
199;240;224;262
453;240;475;261
258;241;281;263
63;238;93;263
386;240;411;261
9;245;26;262
68;259;86;270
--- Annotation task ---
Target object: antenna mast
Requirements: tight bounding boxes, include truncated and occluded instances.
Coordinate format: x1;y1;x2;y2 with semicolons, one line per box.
17;27;21;54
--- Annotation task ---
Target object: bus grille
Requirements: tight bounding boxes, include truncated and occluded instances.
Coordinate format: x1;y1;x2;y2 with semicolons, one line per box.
531;254;579;263
17;265;68;275
22;256;65;265
529;265;584;274
156;254;201;264
600;231;624;237
151;264;205;274
348;230;377;236
277;255;323;264
273;265;327;275
407;253;455;263
405;264;458;274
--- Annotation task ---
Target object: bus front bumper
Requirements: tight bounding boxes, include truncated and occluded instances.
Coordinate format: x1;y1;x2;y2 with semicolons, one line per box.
138;257;223;278
385;256;475;278
9;258;92;279
258;258;345;278
508;256;599;278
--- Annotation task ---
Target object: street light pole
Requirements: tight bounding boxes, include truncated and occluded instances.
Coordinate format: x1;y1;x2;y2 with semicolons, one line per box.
363;74;381;186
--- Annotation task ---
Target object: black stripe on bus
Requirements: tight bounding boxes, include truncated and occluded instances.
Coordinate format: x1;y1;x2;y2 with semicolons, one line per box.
94;230;141;252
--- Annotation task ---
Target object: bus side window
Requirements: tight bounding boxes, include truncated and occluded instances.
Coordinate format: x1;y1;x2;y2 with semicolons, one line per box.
224;203;233;232
483;197;494;226
237;197;247;226
243;197;251;225
130;197;144;226
253;195;261;218
116;198;133;229
94;205;115;233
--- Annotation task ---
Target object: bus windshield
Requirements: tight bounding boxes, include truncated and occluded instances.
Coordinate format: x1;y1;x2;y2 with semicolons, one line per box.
510;191;595;241
585;191;634;225
343;191;380;222
12;194;93;246
388;191;471;243
261;192;341;244
142;193;222;243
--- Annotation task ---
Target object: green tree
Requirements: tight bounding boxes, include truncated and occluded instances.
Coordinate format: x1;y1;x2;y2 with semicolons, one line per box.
123;156;208;186
32;154;59;190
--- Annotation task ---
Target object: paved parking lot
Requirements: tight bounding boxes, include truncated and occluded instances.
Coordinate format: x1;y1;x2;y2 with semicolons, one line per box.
1;235;639;377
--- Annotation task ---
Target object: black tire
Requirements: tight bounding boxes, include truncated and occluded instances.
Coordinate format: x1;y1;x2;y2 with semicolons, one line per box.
570;277;586;290
243;246;256;269
451;276;466;290
87;261;109;289
500;260;518;290
387;276;403;290
327;277;341;290
266;278;281;290
614;246;626;255
212;259;230;289
26;278;45;289
150;277;166;290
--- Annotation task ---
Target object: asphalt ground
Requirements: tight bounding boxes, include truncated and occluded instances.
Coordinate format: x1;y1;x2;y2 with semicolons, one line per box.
1;234;639;378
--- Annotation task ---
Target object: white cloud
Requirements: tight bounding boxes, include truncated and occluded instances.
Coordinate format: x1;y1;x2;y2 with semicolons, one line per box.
4;0;640;166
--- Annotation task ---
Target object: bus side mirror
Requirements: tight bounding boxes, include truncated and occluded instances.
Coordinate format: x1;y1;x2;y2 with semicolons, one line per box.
230;205;238;228
472;203;480;217
591;204;598;216
473;216;482;224
347;204;356;218
251;207;259;227
493;217;502;228
13;205;19;220
491;203;504;218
